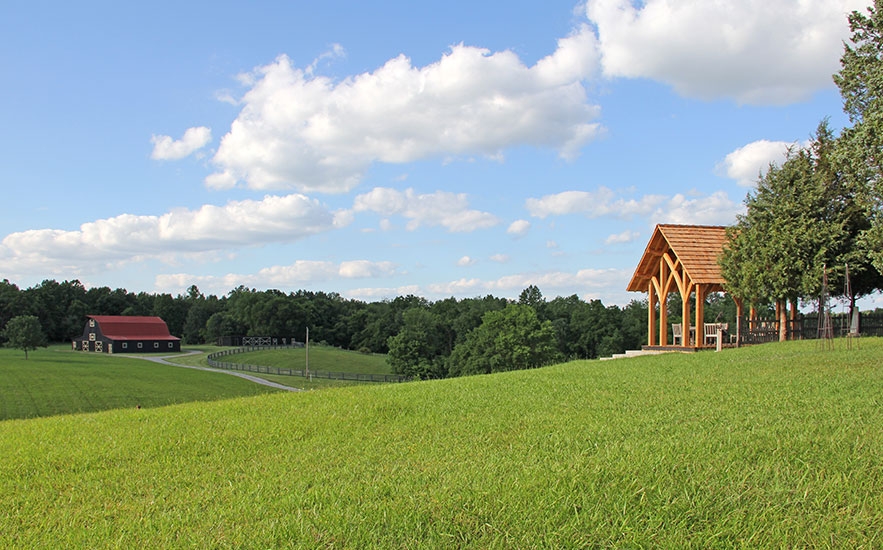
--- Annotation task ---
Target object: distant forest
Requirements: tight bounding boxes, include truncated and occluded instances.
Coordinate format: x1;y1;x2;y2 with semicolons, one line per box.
1;279;745;371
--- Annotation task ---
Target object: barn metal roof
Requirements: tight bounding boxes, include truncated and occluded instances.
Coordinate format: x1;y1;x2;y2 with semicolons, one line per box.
88;315;180;341
626;224;729;292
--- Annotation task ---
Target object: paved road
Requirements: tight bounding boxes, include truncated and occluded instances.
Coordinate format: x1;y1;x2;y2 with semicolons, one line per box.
130;351;302;392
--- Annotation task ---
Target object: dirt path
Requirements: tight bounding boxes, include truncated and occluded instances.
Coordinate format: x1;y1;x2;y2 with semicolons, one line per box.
130;351;302;392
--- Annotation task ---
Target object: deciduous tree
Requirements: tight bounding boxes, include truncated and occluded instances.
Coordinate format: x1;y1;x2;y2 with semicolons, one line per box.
3;315;48;359
448;304;560;376
387;308;447;379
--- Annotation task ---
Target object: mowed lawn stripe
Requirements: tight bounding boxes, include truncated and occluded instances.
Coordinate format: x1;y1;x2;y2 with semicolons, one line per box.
1;339;882;547
0;347;280;420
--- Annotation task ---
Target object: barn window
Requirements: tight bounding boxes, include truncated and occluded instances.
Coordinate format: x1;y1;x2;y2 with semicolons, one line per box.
122;343;128;349
154;342;159;349
82;340;89;351
89;319;95;328
168;342;174;349
89;333;95;341
137;342;143;349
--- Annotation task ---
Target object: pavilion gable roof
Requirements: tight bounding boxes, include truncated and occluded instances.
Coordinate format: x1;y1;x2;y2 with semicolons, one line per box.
626;224;729;292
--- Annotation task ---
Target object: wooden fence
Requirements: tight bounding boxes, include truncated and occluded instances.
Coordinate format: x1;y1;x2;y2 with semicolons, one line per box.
206;345;410;383
734;312;883;343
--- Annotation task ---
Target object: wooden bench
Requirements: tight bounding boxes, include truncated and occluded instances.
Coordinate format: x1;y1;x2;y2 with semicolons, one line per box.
672;323;683;346
704;323;728;346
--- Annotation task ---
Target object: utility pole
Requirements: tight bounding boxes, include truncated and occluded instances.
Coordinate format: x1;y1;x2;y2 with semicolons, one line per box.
305;326;310;377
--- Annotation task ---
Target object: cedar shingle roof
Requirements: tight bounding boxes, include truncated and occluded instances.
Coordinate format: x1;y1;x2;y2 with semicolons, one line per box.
627;224;729;292
89;315;180;341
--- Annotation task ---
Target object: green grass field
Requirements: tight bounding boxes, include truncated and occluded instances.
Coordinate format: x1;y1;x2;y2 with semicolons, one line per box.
0;346;279;420
229;344;392;374
183;344;392;390
2;339;883;547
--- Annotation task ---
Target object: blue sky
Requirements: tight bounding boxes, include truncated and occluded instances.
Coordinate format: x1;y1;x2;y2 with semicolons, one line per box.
1;0;876;307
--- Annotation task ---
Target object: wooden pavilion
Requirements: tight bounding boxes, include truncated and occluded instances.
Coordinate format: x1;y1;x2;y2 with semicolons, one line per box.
627;224;740;349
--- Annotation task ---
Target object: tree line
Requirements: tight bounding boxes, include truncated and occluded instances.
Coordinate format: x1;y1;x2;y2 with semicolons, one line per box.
0;278;651;375
720;2;883;319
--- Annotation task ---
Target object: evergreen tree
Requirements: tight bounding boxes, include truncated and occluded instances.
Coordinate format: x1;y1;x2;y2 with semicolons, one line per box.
834;0;883;273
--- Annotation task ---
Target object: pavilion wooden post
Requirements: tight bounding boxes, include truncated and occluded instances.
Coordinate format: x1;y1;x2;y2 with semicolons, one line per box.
680;272;693;347
694;284;705;348
647;281;658;346
656;255;670;346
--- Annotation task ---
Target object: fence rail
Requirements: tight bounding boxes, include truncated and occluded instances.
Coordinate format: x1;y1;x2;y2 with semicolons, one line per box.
206;345;409;383
732;312;883;344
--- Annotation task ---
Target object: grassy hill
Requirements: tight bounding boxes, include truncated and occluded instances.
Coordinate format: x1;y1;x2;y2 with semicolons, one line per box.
180;344;394;390
0;346;279;420
2;339;883;547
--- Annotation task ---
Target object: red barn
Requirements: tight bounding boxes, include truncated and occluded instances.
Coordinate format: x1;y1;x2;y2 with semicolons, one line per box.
72;315;181;354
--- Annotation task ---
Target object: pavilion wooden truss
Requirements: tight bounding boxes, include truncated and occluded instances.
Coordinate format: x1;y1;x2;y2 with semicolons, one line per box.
627;224;736;348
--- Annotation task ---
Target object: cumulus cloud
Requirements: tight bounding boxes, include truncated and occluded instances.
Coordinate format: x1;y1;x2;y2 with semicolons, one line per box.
585;0;866;104
0;194;340;277
717;139;799;187
206;29;603;193
345;267;631;302
457;256;476;267
150;126;212;160
651;191;743;226
155;259;398;295
526;187;742;226
507;219;531;237
352;187;499;232
490;253;510;263
605;230;640;245
526;187;667;219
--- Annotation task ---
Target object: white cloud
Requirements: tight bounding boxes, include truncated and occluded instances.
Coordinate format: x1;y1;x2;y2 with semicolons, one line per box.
457;256;476;267
652;191;743;226
345;267;631;302
526;187;666;219
155;259;398;295
605;230;640;244
353;187;499;232
150;126;212;160
306;43;346;76
339;260;398;278
507;219;531;237
585;0;867;104
490;253;510;263
717;139;798;187
206;30;603;193
0;194;339;277
526;187;742;226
